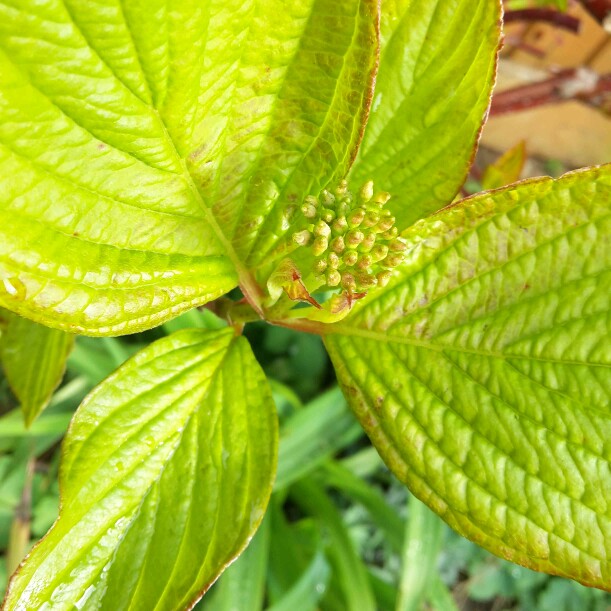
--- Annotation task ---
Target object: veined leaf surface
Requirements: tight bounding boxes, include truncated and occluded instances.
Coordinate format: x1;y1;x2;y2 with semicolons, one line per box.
3;328;278;610
0;1;380;333
0;309;74;427
326;166;611;588
349;0;501;228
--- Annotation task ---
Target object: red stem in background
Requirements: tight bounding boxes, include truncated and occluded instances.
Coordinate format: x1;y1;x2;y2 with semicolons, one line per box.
489;68;611;115
504;9;582;33
579;0;611;24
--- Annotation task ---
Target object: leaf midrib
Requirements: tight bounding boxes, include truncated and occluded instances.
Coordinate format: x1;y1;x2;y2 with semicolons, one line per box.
326;324;611;367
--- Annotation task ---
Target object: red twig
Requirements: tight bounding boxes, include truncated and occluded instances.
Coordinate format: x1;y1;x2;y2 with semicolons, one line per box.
504;9;582;33
489;68;610;115
579;0;611;24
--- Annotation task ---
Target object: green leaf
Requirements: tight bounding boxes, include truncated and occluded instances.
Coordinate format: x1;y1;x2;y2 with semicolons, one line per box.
4;328;278;610
0;1;240;334
0;311;74;427
266;549;331;611
291;478;377;611
349;0;502;228
325;166;611;588
276;387;363;490
204;512;270;611
397;496;445;611
195;0;380;268
0;1;380;332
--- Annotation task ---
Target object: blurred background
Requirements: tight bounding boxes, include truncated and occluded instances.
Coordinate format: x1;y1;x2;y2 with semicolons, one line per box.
1;1;610;609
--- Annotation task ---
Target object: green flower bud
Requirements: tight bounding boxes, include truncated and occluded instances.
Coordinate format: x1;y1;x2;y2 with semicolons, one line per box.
337;201;351;217
382;227;399;240
321;189;335;207
328;252;341;269
348;208;366;228
314;220;331;238
359;232;376;252
314;258;328;274
301;203;317;218
346;229;365;246
292;230;311;246
343;250;358;266
357;254;373;271
359;180;374;202
330;236;345;253
384;252;404;268
341;272;357;292
372;191;391;206
327;269;341;287
363;210;380;228
320;208;335;223
312;236;328;256
371;244;389;262
332;216;348;234
377;216;395;232
389;239;407;252
335;180;349;197
356;272;377;289
377;270;392;287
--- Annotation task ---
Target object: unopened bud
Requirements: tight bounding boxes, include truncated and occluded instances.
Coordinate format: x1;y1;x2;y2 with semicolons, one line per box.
346;229;364;246
321;189;335;207
314;258;328;274
371;244;389;262
363;210;380;228
343;250;358;266
301;203;317;218
359;180;374;202
327;269;341;287
341;272;357;292
389;239;407;252
377;270;392;287
312;236;328;256
384;252;404;268
359;232;376;252
330;236;345;253
328;252;340;269
377;216;395;232
332;216;348;234
382;227;399;240
357;254;373;271
348;208;366;228
335;180;349;197
356;272;377;289
372;191;391;206
314;220;331;238
292;230;311;246
320;208;335;223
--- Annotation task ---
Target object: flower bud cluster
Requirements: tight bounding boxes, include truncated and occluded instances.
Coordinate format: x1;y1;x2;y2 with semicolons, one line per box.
292;180;406;295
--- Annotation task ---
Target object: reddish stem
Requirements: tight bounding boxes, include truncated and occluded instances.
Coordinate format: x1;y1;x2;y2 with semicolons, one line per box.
579;0;611;24
504;8;582;33
489;68;610;115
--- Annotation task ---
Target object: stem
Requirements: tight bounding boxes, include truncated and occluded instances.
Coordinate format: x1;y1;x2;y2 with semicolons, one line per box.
504;9;581;33
580;0;611;24
489;68;610;115
7;455;35;575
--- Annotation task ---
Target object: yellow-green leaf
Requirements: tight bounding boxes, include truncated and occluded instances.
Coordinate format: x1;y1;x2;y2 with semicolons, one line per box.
4;328;278;610
0;310;74;427
326;166;611;588
349;0;502;228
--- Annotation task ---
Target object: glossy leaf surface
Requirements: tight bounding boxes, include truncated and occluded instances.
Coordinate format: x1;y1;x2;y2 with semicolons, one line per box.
0;0;380;333
326;166;611;588
4;328;278;610
0;310;74;427
349;0;501;228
